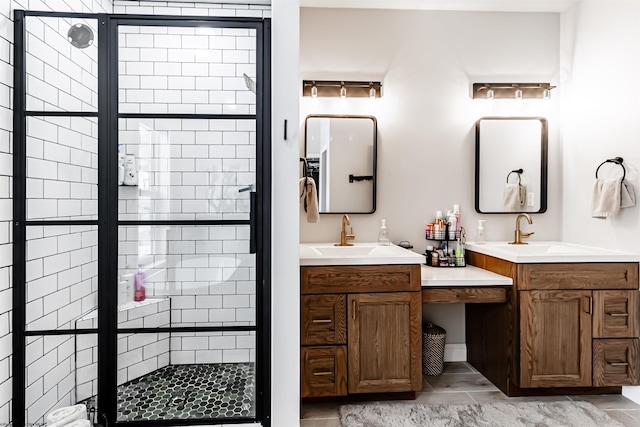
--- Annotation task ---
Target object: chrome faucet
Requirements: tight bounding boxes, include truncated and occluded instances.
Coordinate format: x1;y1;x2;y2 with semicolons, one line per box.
335;214;355;246
510;213;534;245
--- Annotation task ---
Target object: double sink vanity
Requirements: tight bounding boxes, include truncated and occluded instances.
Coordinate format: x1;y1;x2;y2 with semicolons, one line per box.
299;240;640;400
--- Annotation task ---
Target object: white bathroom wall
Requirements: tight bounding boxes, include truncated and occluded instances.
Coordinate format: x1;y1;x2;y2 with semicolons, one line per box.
112;0;270;18
299;7;562;352
560;0;640;253
559;0;640;403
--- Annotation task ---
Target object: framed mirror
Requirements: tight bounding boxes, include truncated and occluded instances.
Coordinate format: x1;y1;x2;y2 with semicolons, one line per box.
475;117;548;214
304;115;377;214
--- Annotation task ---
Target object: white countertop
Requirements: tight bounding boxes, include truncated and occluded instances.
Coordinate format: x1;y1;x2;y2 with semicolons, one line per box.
299;242;425;266
421;264;512;287
464;241;639;263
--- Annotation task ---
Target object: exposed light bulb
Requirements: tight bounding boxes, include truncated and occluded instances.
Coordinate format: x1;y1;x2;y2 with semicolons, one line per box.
486;88;494;100
340;85;347;99
514;89;523;100
311;84;318;98
542;88;550;100
369;85;376;99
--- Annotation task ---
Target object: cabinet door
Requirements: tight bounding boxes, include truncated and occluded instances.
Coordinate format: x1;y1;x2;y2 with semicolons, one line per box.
520;290;592;387
593;290;639;338
347;292;421;393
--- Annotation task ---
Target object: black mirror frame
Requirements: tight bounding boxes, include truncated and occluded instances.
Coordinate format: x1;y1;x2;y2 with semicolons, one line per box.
304;114;377;214
474;116;548;214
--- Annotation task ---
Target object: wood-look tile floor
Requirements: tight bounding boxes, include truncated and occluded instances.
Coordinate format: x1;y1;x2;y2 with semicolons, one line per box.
300;362;640;427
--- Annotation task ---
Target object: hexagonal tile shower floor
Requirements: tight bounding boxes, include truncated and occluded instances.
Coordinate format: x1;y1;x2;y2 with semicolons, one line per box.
82;363;256;422
118;363;255;422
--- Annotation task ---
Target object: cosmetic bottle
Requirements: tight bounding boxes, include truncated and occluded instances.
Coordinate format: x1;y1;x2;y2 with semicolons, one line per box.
134;265;146;302
453;204;461;233
123;154;138;186
121;266;134;303
378;219;390;246
476;220;486;245
449;213;457;240
118;145;125;186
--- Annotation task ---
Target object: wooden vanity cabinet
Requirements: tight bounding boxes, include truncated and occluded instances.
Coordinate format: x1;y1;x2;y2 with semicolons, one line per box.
467;253;640;395
300;264;422;398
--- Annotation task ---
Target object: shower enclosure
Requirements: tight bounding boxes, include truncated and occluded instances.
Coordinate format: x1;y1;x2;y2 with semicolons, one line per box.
13;10;271;427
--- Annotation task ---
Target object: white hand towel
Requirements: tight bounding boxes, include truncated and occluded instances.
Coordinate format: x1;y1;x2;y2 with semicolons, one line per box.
299;177;320;223
504;183;525;212
592;177;622;218
621;180;636;209
46;404;87;426
65;420;92;427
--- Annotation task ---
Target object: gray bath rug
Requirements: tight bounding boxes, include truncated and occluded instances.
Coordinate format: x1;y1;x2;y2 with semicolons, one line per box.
339;400;625;427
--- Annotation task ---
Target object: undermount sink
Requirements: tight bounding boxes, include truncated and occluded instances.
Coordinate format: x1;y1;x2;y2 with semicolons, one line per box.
464;241;638;263
300;242;424;266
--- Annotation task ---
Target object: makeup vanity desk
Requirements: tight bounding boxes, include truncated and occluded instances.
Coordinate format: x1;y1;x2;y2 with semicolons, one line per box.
421;265;512;303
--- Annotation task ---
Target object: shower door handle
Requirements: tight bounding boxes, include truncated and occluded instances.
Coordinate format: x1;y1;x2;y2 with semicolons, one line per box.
250;191;257;254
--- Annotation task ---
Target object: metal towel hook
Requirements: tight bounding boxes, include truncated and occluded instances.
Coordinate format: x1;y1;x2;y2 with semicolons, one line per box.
506;168;524;184
595;157;626;181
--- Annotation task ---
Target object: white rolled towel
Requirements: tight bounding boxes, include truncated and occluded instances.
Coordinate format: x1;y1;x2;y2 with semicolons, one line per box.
65;420;92;427
46;404;87;426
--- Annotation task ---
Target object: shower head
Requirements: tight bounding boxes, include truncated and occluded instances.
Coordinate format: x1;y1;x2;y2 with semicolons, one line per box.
68;23;94;49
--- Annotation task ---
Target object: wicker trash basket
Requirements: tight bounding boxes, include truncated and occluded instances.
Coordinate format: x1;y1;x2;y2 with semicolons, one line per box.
422;322;446;376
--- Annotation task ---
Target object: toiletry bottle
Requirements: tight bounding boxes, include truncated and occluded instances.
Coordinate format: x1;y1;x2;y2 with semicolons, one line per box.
121;266;134;303
449;213;457;240
118;145;125;186
123;154;138;186
453;204;461;233
455;238;464;266
378;219;390;246
134;265;146;302
476;220;486;245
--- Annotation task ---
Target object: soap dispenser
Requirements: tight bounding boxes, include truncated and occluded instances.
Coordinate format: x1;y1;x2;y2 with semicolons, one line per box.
378;219;390;246
476;220;486;245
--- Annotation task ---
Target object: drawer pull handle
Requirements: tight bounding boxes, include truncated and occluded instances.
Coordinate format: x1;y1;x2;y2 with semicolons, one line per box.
607;361;629;366
607;312;629;317
312;319;332;324
313;371;333;376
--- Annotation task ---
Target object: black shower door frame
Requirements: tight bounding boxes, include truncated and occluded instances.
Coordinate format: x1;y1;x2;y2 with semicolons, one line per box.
13;10;272;427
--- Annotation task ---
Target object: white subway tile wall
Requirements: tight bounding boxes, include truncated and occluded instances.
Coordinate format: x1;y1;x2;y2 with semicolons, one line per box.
118;26;257;115
117;225;257;330
5;1;269;425
25;334;90;426
25;16;99;112
25;225;98;331
170;332;255;365
118;118;256;220
74;299;171;402
26;116;99;220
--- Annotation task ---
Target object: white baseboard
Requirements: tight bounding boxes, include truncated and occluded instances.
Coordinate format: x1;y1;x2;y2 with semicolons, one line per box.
444;344;467;362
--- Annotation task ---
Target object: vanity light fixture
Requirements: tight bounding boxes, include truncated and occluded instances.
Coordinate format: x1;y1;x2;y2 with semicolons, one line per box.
472;83;555;100
302;80;383;98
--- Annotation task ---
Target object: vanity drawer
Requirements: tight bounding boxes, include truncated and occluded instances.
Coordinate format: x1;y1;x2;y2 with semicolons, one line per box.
593;339;640;386
518;263;639;290
594;290;639;338
422;287;507;303
301;265;421;294
301;294;347;345
301;346;347;397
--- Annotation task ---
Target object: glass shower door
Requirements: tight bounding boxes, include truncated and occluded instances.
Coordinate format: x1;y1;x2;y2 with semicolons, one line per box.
111;19;265;425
